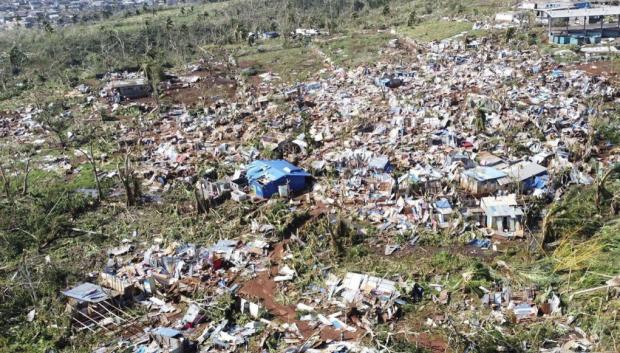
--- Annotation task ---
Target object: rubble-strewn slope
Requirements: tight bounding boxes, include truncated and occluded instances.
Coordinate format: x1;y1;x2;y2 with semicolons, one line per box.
1;2;620;353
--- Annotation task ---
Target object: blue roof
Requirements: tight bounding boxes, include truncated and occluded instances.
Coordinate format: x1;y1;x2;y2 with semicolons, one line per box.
246;160;310;183
463;167;507;181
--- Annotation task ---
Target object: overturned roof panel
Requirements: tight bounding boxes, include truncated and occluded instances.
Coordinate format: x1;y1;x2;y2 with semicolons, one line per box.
61;282;109;303
109;78;148;88
481;194;519;207
368;156;390;170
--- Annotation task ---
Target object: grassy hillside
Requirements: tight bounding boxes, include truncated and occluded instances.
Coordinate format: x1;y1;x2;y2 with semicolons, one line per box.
0;0;514;105
2;0;619;352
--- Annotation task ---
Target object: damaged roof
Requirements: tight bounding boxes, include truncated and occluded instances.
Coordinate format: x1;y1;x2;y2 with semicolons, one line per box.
246;160;311;183
61;282;110;303
503;161;548;182
463;166;507;181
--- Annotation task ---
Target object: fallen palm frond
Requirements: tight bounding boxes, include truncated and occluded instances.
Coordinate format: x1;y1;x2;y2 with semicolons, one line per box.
595;163;620;211
571;275;620;297
495;259;556;287
552;237;606;273
541;186;603;246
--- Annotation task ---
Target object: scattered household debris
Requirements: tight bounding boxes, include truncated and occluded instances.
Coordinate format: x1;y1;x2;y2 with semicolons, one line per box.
3;8;617;353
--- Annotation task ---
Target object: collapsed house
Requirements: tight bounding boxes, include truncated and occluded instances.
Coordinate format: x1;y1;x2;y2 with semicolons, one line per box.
61;282;134;331
433;198;455;228
149;327;196;353
31;13;620;353
333;273;402;323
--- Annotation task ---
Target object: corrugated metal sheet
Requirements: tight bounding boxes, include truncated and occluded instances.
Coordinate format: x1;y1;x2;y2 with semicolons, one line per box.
504;161;547;182
463;166;507;181
62;282;109;303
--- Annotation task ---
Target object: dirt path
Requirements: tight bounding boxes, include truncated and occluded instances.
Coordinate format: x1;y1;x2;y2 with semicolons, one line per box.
239;242;359;342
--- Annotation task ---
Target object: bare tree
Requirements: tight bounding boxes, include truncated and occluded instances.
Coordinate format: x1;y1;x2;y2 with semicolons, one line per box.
34;99;73;149
76;141;103;203
117;151;142;207
72;113;112;203
0;163;12;202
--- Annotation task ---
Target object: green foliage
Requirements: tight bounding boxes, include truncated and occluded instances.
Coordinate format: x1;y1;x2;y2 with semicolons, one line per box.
399;20;472;42
346;244;369;259
8;45;27;75
34;99;74;148
465;323;560;353
318;32;393;68
474;105;487;133
505;27;516;43
382;4;391;16
0;1;616;352
352;0;365;12
0;186;93;259
407;11;418;27
592;111;620;146
237;43;323;83
543;186;604;243
430;251;462;271
375;324;431;353
205;292;235;323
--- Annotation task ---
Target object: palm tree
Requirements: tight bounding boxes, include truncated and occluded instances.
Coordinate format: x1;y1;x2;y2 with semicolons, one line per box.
541;202;564;246
596;164;620;211
474;105;487;133
42;21;54;34
141;59;163;109
9;46;27;75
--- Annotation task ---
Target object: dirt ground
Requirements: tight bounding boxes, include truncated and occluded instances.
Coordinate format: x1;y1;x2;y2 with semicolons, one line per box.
572;60;619;80
239;242;359;342
163;69;237;107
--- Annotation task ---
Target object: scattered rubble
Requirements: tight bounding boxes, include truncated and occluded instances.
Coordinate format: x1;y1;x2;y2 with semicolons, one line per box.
3;13;619;353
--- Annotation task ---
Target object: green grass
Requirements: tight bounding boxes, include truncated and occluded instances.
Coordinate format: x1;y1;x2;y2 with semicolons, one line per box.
3;1;619;352
399;20;472;42
74;1;231;33
237;43;325;83
318;31;394;68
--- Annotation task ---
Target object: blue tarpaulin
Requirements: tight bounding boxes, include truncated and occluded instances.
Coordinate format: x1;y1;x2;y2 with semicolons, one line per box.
246;160;310;198
469;238;491;249
435;198;451;209
574;2;591;9
532;175;548;189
